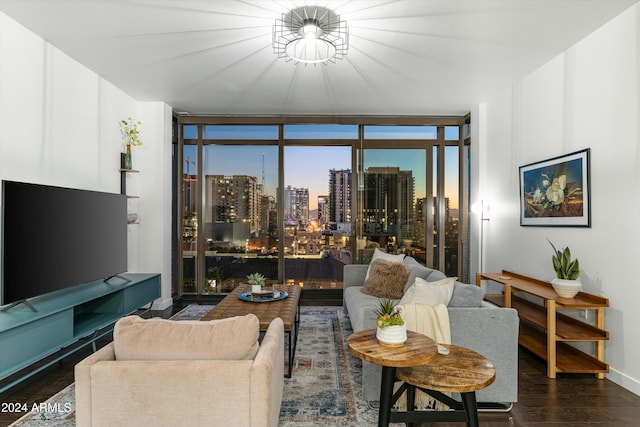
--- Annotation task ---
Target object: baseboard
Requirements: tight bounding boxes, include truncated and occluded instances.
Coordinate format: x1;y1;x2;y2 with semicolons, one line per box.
606;367;640;397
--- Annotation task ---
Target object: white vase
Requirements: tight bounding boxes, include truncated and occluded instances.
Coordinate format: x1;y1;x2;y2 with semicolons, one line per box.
376;324;407;346
551;278;582;298
251;284;262;294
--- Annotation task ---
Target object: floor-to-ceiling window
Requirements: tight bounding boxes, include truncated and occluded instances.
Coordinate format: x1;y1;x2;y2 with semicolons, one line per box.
181;125;198;295
180;125;279;296
283;124;357;289
358;146;427;262
175;117;469;297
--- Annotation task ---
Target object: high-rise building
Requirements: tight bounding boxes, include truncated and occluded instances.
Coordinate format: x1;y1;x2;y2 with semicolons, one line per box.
363;166;415;242
259;194;277;237
328;169;351;227
414;197;427;247
205;175;259;242
317;195;329;228
283;185;309;226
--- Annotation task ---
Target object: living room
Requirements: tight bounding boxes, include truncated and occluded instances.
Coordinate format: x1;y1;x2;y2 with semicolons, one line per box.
1;1;639;426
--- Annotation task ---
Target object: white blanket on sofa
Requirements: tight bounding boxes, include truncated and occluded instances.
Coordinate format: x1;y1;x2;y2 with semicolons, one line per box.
394;303;451;410
398;303;451;345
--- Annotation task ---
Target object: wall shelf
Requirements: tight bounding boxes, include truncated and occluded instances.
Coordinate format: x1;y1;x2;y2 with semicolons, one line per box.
477;270;609;379
120;155;140;225
119;153;139;197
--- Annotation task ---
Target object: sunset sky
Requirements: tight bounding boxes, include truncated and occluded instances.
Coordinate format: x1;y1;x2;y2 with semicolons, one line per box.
183;124;461;210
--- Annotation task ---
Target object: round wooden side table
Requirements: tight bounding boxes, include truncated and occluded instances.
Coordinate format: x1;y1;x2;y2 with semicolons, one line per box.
396;344;496;427
347;329;438;427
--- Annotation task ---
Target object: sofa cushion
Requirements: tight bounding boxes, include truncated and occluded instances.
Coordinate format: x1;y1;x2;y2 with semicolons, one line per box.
402;257;448;293
365;248;405;281
399;276;456;306
114;314;260;361
344;285;386;331
449;281;485;307
361;259;409;299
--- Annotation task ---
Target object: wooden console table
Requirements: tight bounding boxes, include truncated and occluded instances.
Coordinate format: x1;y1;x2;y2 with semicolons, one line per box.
476;270;608;379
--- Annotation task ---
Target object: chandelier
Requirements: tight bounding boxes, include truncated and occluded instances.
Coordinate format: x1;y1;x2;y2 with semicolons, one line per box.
273;6;349;65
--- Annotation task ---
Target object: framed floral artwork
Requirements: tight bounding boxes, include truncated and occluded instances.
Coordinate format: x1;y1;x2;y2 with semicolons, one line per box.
519;148;590;227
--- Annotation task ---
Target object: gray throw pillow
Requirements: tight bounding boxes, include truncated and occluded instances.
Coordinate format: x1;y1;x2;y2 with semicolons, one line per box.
448;281;485;307
402;257;447;293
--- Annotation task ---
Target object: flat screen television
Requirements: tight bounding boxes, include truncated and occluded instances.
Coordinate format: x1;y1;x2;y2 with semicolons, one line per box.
1;180;128;309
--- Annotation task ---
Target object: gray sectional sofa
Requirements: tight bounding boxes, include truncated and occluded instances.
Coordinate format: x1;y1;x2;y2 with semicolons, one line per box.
343;256;519;406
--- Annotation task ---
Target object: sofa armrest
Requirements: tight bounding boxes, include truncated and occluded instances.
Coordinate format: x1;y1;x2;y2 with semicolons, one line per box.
343;264;368;289
449;307;519;403
74;343;115;427
251;317;284;427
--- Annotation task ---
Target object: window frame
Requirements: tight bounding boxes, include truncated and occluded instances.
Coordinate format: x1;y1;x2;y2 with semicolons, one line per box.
174;116;470;298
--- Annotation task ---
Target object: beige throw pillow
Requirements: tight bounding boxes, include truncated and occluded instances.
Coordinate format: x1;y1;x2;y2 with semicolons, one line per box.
361;259;410;299
114;314;260;361
399;276;457;306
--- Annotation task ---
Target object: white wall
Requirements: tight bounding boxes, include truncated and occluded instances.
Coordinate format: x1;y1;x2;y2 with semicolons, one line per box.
475;4;640;395
0;12;173;309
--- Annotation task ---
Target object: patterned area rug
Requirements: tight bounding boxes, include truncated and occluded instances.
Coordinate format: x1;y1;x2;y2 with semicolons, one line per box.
10;305;390;426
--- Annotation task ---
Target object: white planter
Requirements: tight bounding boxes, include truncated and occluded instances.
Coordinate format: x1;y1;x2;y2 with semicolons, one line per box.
251;284;262;294
376;325;407;346
551;278;582;298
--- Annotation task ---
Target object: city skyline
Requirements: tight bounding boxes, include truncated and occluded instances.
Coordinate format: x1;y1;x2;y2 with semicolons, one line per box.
184;144;460;211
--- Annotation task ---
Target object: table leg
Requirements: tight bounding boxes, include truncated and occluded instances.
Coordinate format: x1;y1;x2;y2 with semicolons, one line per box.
286;329;293;378
378;366;396;427
460;391;479;427
406;384;416;427
285;304;301;378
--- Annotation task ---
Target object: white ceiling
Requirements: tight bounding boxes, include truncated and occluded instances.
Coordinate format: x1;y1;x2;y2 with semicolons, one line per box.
1;0;637;116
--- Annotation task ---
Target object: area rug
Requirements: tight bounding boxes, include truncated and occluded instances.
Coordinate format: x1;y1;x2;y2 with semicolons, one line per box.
10;305;391;426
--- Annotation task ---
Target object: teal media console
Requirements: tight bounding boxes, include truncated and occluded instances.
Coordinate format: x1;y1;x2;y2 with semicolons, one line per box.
0;273;160;393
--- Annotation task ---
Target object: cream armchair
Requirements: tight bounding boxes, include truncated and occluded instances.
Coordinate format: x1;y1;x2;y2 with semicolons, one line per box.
75;314;284;427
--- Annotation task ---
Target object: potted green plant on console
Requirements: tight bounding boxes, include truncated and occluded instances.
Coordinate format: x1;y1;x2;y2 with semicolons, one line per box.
548;239;581;298
375;299;407;346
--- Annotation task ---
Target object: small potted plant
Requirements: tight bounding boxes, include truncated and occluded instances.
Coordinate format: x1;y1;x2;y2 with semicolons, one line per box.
374;299;407;346
247;272;267;295
548;239;581;298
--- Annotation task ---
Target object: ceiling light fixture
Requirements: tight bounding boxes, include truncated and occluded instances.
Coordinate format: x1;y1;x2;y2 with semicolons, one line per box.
273;6;348;65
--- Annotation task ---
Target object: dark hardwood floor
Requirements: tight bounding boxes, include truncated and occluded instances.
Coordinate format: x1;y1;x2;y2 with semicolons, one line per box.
1;301;639;426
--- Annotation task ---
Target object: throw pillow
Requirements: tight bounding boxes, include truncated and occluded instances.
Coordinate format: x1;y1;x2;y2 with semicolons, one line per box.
399;276;457;306
448;281;485;307
402;257;447;293
361;259;410;299
114;314;260;361
365;247;406;281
